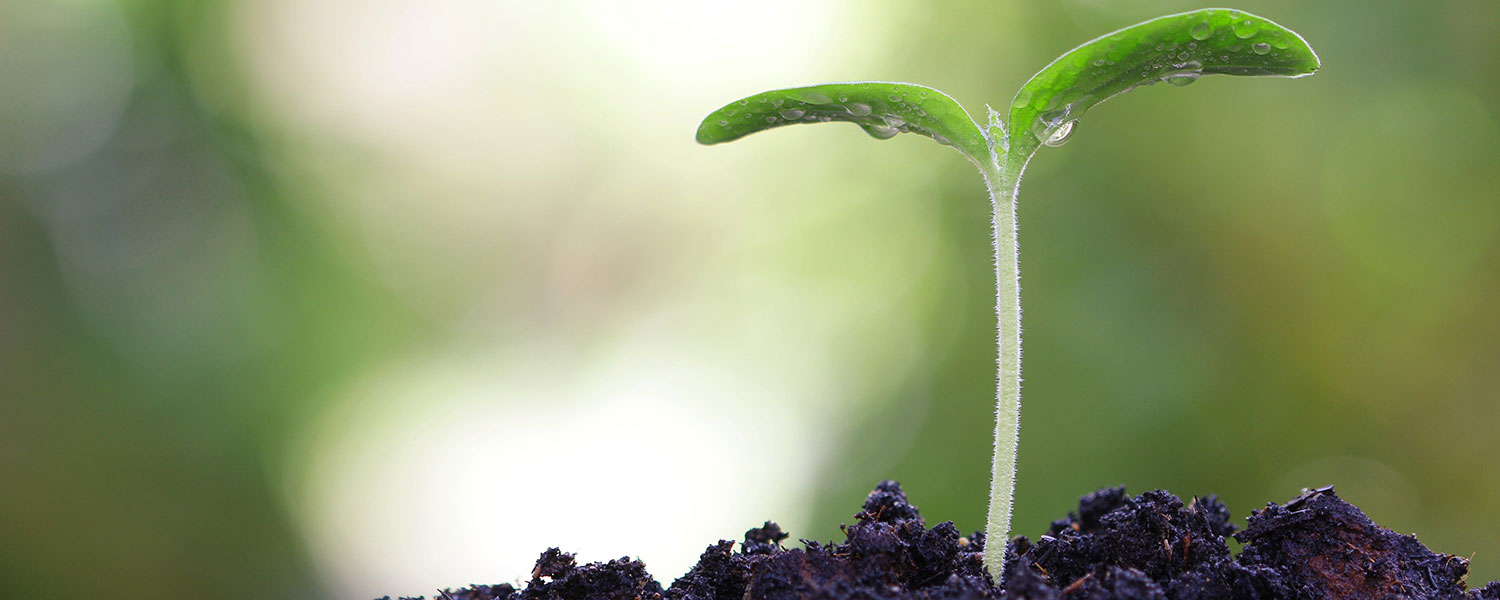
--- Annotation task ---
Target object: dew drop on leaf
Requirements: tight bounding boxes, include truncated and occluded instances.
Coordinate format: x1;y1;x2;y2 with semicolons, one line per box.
792;90;832;104
846;102;872;116
717;120;728;126
1043;120;1077;147
765;116;777;123
882;115;906;128
1012;89;1033;109
1232;20;1259;39
1190;21;1213;40
866;125;900;140
1253;42;1271;55
888;94;903;102
1164;72;1200;86
778;109;805;120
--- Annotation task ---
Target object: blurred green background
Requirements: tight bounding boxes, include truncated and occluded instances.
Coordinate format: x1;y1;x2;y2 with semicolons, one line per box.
2;0;1497;598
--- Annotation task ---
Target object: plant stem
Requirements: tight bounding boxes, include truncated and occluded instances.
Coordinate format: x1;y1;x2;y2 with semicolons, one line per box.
981;154;1024;585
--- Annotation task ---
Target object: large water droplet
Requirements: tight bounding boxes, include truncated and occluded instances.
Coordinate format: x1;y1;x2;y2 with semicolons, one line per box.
1190;22;1213;41
1272;38;1291;50
1012;89;1033;109
778;108;805;120
1164;72;1200;87
1043;120;1077;147
1232;20;1259;39
846;102;872;116
866;125;900;140
881;115;906;128
793;90;832;104
1252;42;1271;55
771;98;785;107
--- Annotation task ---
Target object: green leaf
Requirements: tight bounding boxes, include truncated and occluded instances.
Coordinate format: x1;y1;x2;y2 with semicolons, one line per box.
1005;8;1320;160
696;82;989;164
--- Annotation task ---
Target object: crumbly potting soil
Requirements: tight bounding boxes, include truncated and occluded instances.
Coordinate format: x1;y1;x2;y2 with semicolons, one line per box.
388;482;1498;600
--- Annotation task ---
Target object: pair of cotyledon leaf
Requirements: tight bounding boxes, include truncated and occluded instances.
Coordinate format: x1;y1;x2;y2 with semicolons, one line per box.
696;8;1319;586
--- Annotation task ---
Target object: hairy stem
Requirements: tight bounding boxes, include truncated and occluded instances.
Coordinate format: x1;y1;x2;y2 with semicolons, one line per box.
981;154;1023;584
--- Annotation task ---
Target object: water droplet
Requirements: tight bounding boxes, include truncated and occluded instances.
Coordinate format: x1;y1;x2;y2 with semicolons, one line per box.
739;99;750;106
1092;58;1105;66
1232;19;1259;39
839;96;849;102
881;115;906;128
1012;89;1033;109
778;109;805;120
765;116;778;123
771;99;785;107
1155;43;1164;51
1190;22;1213;40
817;115;831;122
867;125;899;140
717;120;728;126
1253;42;1271;55
1273;39;1291;50
916;108;927;117
847;102;872;116
793;90;832;104
931;133;952;146
1177;51;1191;61
1043;120;1077;147
1164;72;1199;86
1229;44;1244;52
1187;42;1198;50
888;94;903;102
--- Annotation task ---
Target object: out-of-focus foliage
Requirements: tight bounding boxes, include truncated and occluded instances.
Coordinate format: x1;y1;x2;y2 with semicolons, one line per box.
2;1;1498;599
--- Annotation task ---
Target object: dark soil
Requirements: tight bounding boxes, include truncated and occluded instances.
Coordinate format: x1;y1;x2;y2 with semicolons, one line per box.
387;482;1498;600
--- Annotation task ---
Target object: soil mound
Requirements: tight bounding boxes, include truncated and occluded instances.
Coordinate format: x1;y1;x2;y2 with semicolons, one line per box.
387;481;1498;600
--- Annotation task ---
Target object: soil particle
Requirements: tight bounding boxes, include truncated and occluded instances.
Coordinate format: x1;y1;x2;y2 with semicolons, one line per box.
387;481;1493;600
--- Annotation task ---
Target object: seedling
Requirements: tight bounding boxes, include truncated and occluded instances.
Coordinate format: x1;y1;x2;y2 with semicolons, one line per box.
697;8;1320;583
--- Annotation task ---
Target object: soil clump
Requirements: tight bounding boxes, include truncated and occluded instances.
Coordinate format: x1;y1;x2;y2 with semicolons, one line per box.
386;481;1498;600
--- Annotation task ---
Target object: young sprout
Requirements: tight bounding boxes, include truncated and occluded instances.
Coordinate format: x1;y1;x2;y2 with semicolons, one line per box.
696;8;1319;584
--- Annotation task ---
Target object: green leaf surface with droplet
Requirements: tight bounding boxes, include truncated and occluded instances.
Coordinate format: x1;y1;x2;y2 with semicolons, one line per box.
696;82;989;164
1006;8;1320;161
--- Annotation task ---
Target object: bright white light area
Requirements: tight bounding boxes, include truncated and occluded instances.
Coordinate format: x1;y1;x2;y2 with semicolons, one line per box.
231;0;859;185
289;341;826;599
